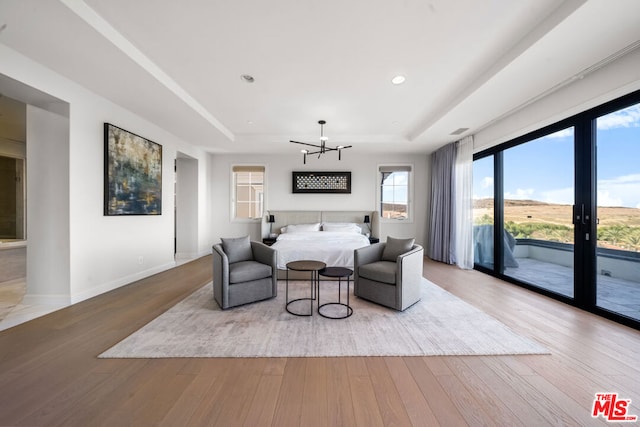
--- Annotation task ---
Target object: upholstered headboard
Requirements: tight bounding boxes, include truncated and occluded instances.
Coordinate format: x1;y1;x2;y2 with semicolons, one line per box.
262;210;380;239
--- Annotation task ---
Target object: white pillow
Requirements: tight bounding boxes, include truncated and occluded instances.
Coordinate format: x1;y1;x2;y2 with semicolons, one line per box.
322;223;362;233
282;223;321;233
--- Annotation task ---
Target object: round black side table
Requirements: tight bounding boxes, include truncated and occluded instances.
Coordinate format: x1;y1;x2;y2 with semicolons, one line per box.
286;260;326;316
318;266;354;319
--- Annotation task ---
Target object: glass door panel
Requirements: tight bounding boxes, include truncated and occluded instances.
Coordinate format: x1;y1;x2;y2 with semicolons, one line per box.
595;103;640;321
502;128;575;297
472;156;494;269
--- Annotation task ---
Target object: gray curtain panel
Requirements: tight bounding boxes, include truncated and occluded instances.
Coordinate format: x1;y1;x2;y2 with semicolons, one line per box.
429;142;457;263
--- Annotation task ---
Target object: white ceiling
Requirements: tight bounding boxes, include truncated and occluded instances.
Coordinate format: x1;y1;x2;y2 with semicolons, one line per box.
1;0;639;154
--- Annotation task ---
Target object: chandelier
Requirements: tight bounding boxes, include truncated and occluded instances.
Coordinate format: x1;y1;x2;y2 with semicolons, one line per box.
290;120;352;164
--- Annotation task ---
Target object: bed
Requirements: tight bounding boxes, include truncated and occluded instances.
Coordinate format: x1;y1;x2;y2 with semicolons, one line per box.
261;210;380;274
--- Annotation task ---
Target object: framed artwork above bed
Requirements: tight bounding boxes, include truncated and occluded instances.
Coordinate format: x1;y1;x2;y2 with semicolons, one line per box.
292;171;351;193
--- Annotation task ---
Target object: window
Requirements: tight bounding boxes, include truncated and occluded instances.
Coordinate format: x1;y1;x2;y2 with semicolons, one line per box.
379;165;411;220
232;165;264;220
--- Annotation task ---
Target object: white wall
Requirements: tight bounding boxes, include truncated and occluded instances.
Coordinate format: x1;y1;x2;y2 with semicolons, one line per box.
209;152;430;247
0;44;213;304
25;105;70;304
474;48;640;151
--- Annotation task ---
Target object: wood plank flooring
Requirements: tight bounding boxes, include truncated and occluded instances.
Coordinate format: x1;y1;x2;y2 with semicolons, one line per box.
0;255;639;426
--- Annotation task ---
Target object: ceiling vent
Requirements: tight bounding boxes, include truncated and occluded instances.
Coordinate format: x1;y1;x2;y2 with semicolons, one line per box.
450;127;469;135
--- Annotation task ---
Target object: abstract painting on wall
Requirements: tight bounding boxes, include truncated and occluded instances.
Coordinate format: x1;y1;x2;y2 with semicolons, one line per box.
104;123;162;215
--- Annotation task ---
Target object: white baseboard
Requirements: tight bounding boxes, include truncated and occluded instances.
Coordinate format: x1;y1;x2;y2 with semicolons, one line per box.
69;261;177;304
22;293;71;306
175;251;198;260
176;249;211;260
24;255;209;307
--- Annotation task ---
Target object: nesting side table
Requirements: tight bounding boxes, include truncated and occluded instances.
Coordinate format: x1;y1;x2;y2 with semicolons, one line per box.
285;260;326;316
318;266;353;319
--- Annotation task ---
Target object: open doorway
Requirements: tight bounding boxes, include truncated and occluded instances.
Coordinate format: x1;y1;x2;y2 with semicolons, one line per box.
1;74;70;330
0;94;27;325
174;153;199;261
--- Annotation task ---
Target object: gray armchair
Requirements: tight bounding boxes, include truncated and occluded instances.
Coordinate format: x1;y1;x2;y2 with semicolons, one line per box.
354;237;424;311
212;236;277;309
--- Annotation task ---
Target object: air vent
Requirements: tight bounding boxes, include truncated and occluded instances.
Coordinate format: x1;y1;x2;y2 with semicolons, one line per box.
450;127;469;135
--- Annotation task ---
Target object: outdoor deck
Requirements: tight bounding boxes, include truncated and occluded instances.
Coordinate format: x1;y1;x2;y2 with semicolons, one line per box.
506;257;640;321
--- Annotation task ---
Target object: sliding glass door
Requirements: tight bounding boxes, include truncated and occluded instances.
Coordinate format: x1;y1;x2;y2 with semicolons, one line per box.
473;90;640;329
595;102;640;322
472;156;494;270
502;128;575;298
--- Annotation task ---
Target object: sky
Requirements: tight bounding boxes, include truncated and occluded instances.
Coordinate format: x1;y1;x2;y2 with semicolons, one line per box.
382;171;408;204
473;103;640;209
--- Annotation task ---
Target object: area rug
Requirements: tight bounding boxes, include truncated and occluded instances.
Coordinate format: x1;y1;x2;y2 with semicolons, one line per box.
99;279;549;358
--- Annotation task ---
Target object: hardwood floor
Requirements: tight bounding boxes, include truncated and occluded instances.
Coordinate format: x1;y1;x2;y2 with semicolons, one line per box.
0;255;639;426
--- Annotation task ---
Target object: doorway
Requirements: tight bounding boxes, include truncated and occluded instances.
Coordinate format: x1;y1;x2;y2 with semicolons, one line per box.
0;95;27;325
0;74;70;330
174;153;199;260
0;93;26;241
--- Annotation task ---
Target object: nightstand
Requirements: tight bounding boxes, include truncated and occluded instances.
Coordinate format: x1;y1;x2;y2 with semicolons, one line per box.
262;237;277;246
368;237;380;244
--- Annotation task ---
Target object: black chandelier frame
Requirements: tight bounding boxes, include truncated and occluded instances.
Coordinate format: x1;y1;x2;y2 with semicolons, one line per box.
290;120;352;164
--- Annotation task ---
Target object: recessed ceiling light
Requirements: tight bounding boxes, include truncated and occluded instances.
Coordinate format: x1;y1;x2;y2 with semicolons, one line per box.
240;74;255;83
247;120;253;125
391;75;406;85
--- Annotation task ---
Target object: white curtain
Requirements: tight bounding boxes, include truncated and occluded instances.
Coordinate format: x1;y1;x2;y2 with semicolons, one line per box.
454;135;474;269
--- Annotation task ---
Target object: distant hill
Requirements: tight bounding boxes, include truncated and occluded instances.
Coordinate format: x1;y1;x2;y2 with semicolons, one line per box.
473;199;640;227
473;199;552;209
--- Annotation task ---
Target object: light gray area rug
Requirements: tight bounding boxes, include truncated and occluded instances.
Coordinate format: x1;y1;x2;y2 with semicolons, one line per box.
99;279;549;358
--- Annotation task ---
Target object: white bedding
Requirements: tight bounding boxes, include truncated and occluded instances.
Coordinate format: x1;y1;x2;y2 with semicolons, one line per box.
272;231;370;269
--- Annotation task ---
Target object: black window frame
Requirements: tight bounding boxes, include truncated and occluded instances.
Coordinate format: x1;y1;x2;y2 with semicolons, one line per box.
473;89;640;330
